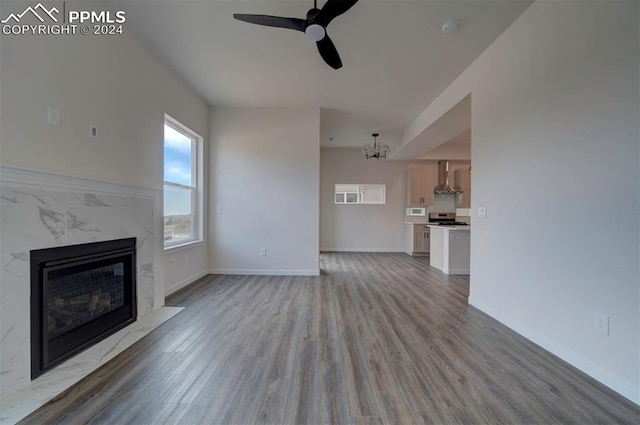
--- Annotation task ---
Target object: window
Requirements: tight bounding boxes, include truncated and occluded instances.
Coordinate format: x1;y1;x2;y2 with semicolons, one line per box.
164;116;202;248
334;184;385;204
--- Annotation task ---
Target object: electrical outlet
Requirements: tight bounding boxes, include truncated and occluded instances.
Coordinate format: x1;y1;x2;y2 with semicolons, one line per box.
260;248;267;256
216;206;222;214
594;313;609;335
171;257;176;267
478;206;487;218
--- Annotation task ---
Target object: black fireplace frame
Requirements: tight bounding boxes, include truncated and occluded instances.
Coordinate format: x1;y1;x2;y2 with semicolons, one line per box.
30;238;137;379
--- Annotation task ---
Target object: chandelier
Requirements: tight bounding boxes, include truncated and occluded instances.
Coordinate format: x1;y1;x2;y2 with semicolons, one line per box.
363;133;389;159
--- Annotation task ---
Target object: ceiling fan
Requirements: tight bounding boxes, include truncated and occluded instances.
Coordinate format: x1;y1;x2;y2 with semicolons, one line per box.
233;0;360;69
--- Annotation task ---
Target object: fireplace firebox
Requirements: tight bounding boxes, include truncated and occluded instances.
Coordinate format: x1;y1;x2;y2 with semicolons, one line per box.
30;238;137;379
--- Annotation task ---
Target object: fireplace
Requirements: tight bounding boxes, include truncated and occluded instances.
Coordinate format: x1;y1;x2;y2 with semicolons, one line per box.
30;238;137;379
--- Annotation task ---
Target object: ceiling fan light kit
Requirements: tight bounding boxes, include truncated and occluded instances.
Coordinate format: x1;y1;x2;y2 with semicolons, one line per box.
305;24;326;42
233;0;360;69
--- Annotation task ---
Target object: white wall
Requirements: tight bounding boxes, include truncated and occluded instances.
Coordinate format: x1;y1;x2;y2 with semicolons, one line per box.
164;243;210;295
320;148;409;251
404;0;640;403
0;2;210;301
209;107;320;275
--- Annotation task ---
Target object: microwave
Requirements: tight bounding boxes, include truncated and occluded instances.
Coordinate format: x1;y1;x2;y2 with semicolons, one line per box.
406;207;426;216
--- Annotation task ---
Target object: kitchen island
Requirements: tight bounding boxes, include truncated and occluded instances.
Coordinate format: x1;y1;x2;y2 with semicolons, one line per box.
427;224;470;275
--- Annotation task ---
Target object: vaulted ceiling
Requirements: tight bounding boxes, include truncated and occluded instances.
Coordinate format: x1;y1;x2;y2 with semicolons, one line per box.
114;0;532;155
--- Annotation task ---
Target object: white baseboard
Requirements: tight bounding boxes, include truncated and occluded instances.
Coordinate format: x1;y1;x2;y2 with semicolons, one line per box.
320;248;404;253
208;268;320;276
468;297;640;406
165;271;209;296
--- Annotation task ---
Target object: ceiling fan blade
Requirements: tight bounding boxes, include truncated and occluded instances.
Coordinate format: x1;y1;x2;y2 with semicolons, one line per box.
316;35;343;69
318;0;359;25
233;14;306;32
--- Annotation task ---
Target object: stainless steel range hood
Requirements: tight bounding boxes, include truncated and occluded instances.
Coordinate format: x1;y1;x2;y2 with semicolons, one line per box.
434;160;463;194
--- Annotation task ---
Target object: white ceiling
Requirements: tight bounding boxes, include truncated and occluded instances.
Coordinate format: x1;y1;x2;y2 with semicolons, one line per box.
419;128;471;160
113;0;532;154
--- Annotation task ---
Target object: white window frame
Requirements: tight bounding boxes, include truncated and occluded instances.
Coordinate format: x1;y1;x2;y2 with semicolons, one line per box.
163;114;204;250
334;184;386;205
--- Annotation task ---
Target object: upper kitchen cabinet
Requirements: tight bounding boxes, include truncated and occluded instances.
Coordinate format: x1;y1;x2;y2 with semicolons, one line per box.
406;164;437;205
454;167;471;207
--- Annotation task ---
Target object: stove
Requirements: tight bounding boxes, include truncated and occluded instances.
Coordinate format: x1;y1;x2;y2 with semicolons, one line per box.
428;212;469;226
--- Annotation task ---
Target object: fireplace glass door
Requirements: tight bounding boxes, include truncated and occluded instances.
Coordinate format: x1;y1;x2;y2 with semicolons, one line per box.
31;238;137;378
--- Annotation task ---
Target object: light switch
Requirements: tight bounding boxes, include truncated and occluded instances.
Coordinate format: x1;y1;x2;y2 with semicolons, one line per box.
594;313;609;335
47;107;60;126
478;207;487;218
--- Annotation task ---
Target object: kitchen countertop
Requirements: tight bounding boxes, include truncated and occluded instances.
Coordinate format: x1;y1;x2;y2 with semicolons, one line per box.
427;224;471;231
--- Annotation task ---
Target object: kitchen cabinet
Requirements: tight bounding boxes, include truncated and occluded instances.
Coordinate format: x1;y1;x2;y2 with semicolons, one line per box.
406;165;437;206
454;167;471;208
412;224;430;254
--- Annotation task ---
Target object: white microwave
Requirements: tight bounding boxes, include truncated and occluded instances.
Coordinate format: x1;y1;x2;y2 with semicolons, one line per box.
406;207;426;216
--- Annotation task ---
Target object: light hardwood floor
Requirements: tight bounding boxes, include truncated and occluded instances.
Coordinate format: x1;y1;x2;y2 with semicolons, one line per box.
20;253;639;424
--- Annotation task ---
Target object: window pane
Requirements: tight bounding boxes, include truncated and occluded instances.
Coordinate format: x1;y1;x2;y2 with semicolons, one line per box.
164;185;193;244
335;184;358;193
346;193;358;203
164;124;193;186
335;193;344;203
361;185;385;204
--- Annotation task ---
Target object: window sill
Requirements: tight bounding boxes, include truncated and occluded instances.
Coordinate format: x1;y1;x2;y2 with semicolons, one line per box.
164;240;204;254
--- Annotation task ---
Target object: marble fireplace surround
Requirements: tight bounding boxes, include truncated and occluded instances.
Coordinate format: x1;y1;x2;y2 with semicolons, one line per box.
0;166;173;416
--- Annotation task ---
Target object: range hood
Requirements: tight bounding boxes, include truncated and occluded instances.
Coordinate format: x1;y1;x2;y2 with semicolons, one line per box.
434;160;463;194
